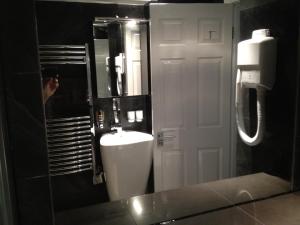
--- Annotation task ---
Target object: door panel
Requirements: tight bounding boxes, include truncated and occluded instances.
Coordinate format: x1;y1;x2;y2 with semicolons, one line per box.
197;147;223;183
197;57;222;127
160;19;184;42
151;3;233;191
161;59;185;128
162;151;184;190
125;26;142;95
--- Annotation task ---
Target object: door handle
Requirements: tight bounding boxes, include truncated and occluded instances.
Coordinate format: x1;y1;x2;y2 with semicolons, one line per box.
157;132;176;147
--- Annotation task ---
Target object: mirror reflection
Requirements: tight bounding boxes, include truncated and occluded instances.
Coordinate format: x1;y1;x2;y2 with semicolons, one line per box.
7;1;296;224
93;18;149;97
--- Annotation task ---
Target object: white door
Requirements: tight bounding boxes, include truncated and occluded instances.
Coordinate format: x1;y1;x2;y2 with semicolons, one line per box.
125;24;142;95
150;3;233;191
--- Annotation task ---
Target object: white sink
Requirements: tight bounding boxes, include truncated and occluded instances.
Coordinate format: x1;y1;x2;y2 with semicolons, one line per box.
100;130;154;146
100;130;154;201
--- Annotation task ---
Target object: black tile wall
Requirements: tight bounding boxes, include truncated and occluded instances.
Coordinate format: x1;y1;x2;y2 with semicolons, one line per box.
120;95;152;133
15;176;54;225
51;171;109;212
2;5;40;74
293;137;300;190
2;2;49;178
93;96;152;134
94;98;114;133
0;67;17;225
291;1;300;191
6;73;49;178
238;0;299;181
0;0;54;224
35;1;146;45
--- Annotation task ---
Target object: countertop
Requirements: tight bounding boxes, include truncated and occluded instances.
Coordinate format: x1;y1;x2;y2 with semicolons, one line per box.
55;173;292;225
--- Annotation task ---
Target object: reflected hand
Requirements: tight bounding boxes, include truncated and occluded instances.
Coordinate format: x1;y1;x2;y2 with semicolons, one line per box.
43;77;59;103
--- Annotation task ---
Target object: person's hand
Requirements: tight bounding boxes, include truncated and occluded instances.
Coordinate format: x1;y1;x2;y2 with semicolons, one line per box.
43;77;59;103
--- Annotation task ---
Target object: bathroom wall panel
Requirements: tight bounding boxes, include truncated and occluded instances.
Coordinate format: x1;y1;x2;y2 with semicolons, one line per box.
238;0;298;180
1;0;55;224
7;73;49;178
36;2;146;45
3;2;40;74
15;176;53;225
292;3;300;190
2;3;49;179
293;136;300;189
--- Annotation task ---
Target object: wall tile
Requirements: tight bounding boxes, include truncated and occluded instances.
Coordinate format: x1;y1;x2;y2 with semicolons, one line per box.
15;176;54;225
3;1;40;73
238;0;298;181
120;95;152;133
1;0;54;224
6;72;49;178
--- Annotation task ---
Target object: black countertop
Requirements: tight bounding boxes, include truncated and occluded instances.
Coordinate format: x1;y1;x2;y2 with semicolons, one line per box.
55;173;291;225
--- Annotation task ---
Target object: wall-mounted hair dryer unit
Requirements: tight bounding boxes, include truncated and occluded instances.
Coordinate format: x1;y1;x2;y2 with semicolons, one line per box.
236;29;277;146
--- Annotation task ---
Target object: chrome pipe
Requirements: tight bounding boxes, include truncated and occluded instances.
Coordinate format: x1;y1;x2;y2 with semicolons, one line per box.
49;154;92;163
49;150;92;158
50;167;92;176
48;140;91;148
47;130;91;138
47;125;91;133
47;135;91;143
47;120;90;128
50;158;92;167
39;45;85;49
50;163;92;172
47;116;90;123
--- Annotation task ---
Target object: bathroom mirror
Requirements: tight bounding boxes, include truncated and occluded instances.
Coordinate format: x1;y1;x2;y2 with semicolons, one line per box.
93;18;149;98
31;2;297;224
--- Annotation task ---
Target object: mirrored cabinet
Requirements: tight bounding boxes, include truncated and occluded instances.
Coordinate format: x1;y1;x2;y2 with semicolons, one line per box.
93;17;149;98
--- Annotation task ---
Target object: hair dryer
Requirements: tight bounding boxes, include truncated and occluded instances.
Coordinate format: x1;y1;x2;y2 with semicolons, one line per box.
236;29;277;146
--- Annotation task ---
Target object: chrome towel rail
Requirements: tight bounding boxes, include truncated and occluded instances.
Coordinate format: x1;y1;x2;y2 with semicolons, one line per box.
46;116;93;177
47;134;91;143
47;116;90;123
47;130;91;138
41;44;102;183
47;120;90;128
39;45;87;65
48;144;92;153
47;125;91;133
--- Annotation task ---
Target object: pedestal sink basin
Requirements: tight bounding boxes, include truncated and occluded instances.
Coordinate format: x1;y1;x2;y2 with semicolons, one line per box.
100;130;154;201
